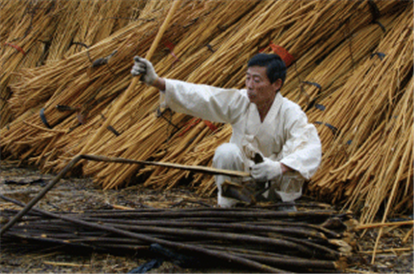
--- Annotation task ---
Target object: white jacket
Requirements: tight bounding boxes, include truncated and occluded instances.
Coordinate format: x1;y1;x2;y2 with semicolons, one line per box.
164;79;322;182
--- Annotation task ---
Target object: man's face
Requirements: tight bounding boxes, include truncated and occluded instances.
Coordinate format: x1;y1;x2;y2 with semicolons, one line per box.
245;66;281;107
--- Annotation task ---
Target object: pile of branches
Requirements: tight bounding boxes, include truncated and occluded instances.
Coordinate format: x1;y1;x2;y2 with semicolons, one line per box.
1;194;355;273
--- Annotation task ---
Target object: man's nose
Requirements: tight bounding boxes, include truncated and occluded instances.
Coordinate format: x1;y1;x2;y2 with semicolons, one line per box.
246;79;254;89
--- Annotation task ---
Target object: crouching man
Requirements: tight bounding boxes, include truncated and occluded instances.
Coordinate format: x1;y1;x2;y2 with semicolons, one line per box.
131;53;322;209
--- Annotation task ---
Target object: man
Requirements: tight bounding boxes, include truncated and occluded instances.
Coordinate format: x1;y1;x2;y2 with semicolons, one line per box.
131;53;322;208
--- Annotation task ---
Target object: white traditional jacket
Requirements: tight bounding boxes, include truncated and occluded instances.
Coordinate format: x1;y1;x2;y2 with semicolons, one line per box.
163;79;322;201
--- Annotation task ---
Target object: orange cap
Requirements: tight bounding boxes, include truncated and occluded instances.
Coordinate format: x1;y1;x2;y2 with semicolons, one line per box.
269;43;295;68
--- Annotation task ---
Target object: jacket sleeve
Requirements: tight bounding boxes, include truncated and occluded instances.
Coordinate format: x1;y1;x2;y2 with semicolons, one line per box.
279;104;322;180
164;79;249;124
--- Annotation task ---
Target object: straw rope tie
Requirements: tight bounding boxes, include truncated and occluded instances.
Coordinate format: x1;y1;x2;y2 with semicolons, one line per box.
39;108;52;129
4;43;26;56
156;108;181;140
367;0;381;23
314;121;340;137
370;52;386;61
206;44;215;53
69;42;92;63
107;125;121;136
179;118;218;137
373;21;386;33
91;50;118;75
302;81;324;111
164;41;180;63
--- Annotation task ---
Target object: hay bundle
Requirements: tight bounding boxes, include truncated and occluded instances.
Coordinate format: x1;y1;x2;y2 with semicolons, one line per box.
0;0;56;127
306;7;413;223
86;0;392;190
1;0;202;162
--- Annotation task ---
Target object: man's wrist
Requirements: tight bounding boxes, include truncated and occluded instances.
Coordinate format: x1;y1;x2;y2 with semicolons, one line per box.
280;163;292;174
153;77;166;91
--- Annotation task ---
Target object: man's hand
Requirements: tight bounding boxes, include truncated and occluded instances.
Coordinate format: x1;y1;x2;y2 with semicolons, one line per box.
131;56;158;85
251;158;282;182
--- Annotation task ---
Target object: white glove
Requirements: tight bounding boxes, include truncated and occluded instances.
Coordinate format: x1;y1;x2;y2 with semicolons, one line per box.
251;158;282;182
131;56;158;85
243;142;258;160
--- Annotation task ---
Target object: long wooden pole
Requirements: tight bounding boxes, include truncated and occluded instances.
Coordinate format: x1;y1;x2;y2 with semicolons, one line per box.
0;154;249;236
79;0;182;155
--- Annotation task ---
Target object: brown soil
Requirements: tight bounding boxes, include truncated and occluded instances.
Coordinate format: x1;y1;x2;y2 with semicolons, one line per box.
1;163;412;273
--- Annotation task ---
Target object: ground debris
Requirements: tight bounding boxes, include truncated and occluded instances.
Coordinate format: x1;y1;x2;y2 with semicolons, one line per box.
1;165;413;273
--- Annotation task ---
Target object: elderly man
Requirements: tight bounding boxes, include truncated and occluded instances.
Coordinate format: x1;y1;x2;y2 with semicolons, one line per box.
131;53;321;208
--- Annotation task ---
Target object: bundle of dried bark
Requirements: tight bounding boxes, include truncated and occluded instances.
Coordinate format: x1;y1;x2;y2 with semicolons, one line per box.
0;0;141;128
1;0;56;127
306;8;413;224
1;194;356;273
0;0;206;166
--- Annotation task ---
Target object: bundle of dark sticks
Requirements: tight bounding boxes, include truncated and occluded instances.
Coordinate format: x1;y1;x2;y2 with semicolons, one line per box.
1;194;355;273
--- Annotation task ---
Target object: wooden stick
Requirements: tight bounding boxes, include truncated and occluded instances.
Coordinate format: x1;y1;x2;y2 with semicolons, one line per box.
79;0;182;155
0;154;248;236
80;154;250;177
43;261;90;267
402;226;414;244
354;220;414;231
358;247;413;254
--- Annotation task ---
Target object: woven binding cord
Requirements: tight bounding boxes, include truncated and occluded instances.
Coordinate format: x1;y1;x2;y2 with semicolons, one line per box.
367;0;381;23
370;52;386;61
156;107;180;131
303;81;322;90
90;50;117;75
179;118;201;137
206;44;215;53
4;43;26;56
303;81;325;111
203;120;218;132
164;40;180;63
107;125;121;136
373;21;386;33
314;121;340;136
40;108;52;129
70;41;92;63
178;118;217;137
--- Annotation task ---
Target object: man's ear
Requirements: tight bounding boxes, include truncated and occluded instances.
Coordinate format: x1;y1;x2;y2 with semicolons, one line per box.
272;79;282;92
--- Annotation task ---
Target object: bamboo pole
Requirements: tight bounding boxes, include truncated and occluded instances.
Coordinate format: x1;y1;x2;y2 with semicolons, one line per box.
78;0;182;156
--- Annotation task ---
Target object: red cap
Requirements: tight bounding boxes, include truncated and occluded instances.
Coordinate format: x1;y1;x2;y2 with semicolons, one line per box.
269;43;295;68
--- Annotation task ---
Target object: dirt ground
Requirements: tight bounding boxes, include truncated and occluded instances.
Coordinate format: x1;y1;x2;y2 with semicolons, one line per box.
1;162;413;273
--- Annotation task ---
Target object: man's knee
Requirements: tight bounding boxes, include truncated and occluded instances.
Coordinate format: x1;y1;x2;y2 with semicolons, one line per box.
212;143;241;168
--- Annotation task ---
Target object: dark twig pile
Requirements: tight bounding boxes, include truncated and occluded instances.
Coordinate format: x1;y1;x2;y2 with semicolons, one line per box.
1;194;355;273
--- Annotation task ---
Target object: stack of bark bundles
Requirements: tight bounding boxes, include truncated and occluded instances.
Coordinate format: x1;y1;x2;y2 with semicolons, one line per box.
0;0;412;224
0;0;144;127
1;196;356;273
